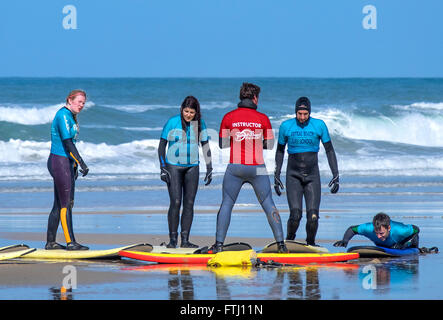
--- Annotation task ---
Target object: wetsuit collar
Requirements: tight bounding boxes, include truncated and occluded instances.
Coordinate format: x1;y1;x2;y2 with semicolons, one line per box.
238;99;258;110
296;117;310;128
63;106;74;116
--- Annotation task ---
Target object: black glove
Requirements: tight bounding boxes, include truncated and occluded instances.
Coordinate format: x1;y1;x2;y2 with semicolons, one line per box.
329;175;339;194
79;162;89;177
160;167;171;184
333;240;348;248
204;167;213;186
274;172;284;196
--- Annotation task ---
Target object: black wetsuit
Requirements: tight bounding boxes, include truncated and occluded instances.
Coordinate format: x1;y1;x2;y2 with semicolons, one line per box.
158;115;212;247
275;116;339;245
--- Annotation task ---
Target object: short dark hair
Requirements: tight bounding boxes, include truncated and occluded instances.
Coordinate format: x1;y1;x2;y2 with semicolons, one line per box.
239;82;260;100
373;212;391;231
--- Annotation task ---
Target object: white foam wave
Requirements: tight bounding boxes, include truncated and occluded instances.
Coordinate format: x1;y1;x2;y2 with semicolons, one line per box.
0;102;95;125
275;108;443;147
392;102;443;111
101;101;234;113
2;137;443;180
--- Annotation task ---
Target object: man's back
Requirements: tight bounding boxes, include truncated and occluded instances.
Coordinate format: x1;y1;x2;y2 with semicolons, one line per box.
219;106;273;165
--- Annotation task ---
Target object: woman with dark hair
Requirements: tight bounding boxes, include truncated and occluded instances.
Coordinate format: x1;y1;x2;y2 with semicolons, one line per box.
158;96;212;248
46;90;89;251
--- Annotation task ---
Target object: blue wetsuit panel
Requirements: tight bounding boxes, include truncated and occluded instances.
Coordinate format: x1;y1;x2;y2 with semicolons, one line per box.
357;221;415;247
278;117;331;154
160;115;208;167
50;107;78;158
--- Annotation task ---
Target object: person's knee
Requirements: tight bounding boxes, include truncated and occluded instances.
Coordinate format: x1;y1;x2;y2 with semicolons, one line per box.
289;208;303;222
182;197;196;209
270;206;282;224
306;209;319;223
170;197;181;210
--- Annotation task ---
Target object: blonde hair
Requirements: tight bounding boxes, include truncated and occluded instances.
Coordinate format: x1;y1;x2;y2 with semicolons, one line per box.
66;89;86;124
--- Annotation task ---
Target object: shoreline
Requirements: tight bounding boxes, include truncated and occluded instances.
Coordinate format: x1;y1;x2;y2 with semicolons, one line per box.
0;208;350;215
1;231;356;246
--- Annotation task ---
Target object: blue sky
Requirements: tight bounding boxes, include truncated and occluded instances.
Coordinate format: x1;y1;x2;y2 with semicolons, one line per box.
0;0;442;77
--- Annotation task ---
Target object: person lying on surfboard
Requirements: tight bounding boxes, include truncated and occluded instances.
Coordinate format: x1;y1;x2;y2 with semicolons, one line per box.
333;212;419;249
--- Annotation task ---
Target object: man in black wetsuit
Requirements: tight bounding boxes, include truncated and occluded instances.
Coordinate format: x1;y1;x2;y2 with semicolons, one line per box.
274;97;339;246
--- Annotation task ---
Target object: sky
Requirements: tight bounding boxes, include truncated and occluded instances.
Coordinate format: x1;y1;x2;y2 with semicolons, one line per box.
0;0;442;77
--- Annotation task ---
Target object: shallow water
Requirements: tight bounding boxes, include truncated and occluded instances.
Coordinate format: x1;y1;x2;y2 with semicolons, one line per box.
1;253;442;300
1;172;442;300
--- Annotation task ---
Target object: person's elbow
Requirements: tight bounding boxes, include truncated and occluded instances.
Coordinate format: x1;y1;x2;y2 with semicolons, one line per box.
263;138;275;150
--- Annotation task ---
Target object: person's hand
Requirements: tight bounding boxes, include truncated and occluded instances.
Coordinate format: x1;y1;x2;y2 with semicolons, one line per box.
329;175;339;194
160;167;171;184
274;173;284;196
79;163;89;177
333;240;348;247
204;167;213;186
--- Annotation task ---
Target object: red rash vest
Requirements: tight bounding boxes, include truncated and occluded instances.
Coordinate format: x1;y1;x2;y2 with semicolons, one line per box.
219;107;274;165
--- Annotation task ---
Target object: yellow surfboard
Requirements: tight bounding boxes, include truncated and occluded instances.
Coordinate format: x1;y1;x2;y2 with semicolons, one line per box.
21;243;152;260
0;244;36;261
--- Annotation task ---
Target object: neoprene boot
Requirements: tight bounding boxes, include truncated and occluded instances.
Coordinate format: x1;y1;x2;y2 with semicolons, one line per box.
277;241;289;253
45;242;66;250
211;241;224;253
166;232;178;248
66;242;89;251
180;231;199;248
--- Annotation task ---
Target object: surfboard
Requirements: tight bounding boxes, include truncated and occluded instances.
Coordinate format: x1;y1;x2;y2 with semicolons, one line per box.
121;261;360;272
21;243;153;260
119;250;359;265
0;244;36;261
347;246;419;258
151;242;252;254
261;240;329;254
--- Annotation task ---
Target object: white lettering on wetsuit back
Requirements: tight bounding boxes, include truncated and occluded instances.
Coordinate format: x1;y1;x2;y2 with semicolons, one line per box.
232;122;262;128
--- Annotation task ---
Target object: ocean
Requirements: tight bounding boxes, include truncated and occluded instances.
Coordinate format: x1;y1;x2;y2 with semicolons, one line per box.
1;77;442;213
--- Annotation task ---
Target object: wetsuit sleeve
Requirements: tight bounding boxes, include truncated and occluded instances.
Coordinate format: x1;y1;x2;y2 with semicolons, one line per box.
397;225;420;247
200;119;209;143
342;225;359;243
323;140;339;177
158;138;168;168
262;114;274;150
274;143;286;175
160;118;172;141
62;138;87;170
55;111;74;141
201;140;212;170
219;114;231;149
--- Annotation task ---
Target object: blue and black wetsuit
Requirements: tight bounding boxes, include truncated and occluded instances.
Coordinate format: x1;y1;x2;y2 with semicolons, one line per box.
275;116;339;245
47;107;89;250
335;221;420;248
158;115;212;248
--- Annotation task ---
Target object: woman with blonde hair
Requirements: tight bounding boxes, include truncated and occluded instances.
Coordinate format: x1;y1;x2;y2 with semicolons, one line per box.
46;90;89;250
